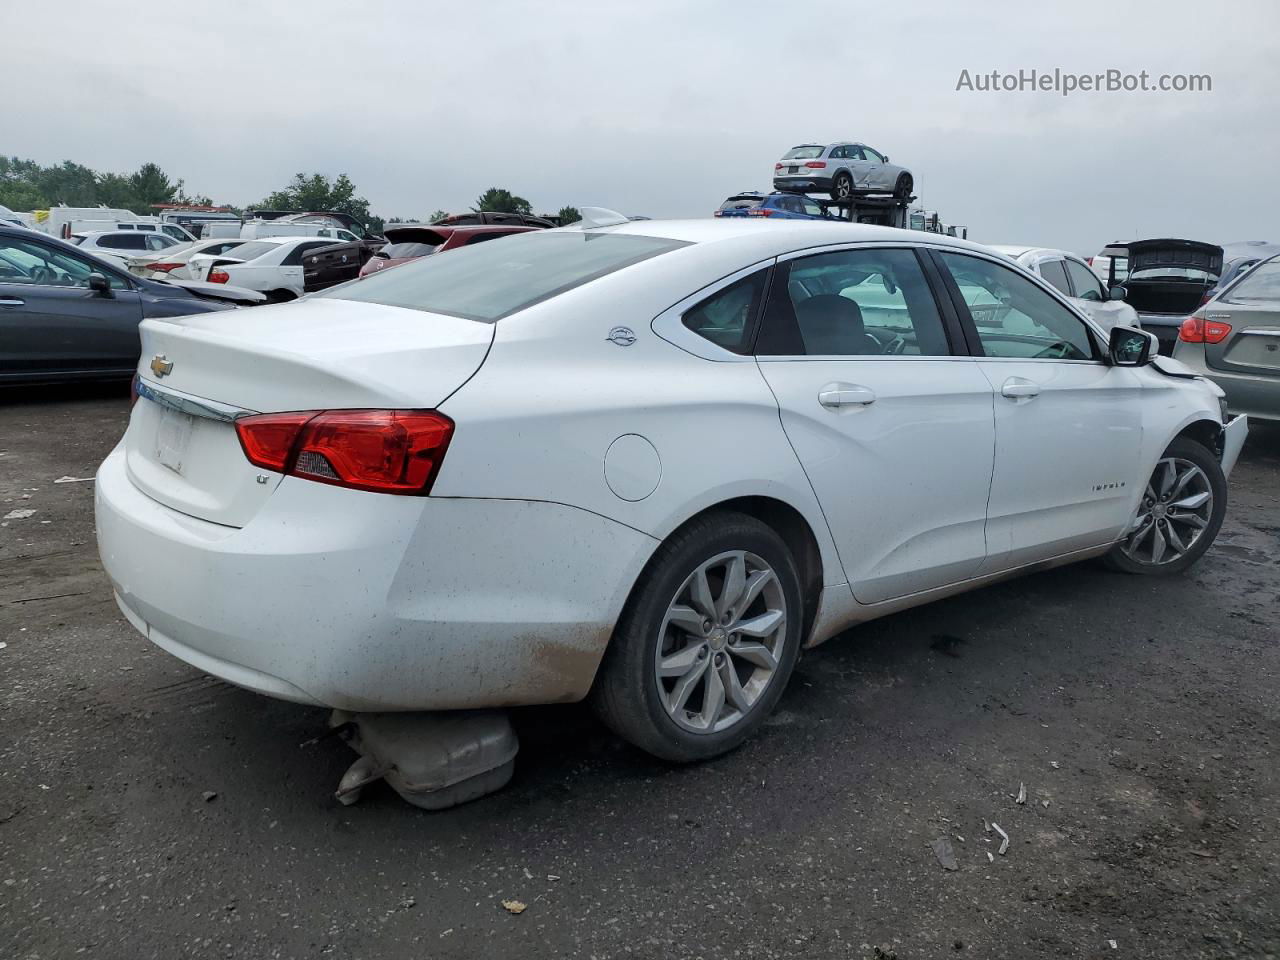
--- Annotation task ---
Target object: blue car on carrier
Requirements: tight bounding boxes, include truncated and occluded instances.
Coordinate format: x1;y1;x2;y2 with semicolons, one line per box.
714;192;833;220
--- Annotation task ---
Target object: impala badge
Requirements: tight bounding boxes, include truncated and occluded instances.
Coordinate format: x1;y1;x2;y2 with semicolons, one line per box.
150;354;173;377
606;326;637;346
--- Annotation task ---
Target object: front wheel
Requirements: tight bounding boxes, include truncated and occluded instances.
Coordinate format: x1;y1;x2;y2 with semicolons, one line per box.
1104;437;1227;575
894;173;913;199
590;512;804;762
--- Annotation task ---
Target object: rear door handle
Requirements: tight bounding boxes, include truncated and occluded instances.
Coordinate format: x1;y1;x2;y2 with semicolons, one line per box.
0;297;25;306
1000;377;1040;400
819;383;877;409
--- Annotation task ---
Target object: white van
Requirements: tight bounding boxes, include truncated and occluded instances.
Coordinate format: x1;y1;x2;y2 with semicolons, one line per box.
238;220;360;242
34;206;194;243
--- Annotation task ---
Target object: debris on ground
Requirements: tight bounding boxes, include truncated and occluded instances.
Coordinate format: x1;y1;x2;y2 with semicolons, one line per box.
986;851;995;863
930;837;959;871
1108;939;1118;949
3;509;36;520
1042;799;1050;809
991;822;1010;855
501;899;527;915
1016;783;1027;804
547;874;561;881
1050;761;1061;769
53;476;95;484
201;791;218;802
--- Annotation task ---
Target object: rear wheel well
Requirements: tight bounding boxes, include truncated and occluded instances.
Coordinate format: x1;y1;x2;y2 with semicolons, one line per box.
651;497;825;644
1172;418;1222;458
267;289;297;303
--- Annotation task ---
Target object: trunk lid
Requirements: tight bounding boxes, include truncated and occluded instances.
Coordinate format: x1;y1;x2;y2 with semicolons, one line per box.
1204;301;1280;376
125;298;493;527
1123;239;1223;316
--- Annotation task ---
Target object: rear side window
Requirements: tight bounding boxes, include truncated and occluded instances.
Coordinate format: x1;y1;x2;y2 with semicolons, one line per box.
1038;259;1071;295
783;146;824;160
681;270;768;355
322;231;687;322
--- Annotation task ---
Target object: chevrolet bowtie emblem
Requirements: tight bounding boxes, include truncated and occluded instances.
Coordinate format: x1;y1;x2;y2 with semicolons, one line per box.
150;354;173;377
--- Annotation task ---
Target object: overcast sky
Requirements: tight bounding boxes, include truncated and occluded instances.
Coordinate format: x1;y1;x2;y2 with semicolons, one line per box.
8;0;1278;252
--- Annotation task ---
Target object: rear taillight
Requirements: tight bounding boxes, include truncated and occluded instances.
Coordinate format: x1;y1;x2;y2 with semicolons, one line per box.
774;163;783;171
804;161;827;169
235;410;455;495
148;262;183;273
208;269;230;284
1178;312;1232;344
746;208;776;217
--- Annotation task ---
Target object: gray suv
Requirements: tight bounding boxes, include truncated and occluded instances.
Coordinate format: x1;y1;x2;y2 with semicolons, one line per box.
772;142;914;201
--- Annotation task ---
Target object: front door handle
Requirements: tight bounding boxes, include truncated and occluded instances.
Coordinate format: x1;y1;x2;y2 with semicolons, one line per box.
819;383;877;409
1000;377;1041;400
0;297;25;306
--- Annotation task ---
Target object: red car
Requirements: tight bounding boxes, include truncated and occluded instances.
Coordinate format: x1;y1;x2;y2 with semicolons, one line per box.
358;224;540;278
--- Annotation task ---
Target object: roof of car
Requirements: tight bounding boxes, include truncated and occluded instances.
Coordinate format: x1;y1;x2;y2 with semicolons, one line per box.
988;244;1084;262
564;217;987;256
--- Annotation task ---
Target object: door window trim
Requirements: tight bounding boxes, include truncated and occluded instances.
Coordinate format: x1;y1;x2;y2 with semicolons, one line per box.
924;247;1108;364
754;242;972;362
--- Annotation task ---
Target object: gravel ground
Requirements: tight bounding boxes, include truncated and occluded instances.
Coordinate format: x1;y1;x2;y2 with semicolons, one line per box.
2;385;1277;960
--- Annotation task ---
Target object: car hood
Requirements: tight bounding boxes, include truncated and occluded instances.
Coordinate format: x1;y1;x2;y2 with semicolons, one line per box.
1126;239;1223;277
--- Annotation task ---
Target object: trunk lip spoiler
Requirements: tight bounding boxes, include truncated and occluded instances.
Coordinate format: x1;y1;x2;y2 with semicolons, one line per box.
135;377;258;423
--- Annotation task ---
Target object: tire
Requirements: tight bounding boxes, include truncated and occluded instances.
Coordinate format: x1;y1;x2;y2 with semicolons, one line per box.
894;173;913;200
590;511;804;762
831;172;854;202
1104;436;1226;575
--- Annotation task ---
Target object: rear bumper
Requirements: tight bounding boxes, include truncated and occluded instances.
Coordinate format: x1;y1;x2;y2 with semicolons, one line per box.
1171;342;1280;422
773;176;833;193
95;445;658;711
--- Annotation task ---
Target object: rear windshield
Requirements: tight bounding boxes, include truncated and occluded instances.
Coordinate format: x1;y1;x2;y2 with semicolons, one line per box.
323;231;687;322
1222;258;1280;302
719;196;763;211
223;241;280;262
381;241;441;259
782;146;824;160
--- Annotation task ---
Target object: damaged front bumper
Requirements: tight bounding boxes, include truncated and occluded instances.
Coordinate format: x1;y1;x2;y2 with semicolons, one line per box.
1221;415;1248;478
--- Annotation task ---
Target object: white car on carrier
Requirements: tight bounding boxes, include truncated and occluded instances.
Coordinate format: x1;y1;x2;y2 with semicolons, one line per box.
96;218;1247;763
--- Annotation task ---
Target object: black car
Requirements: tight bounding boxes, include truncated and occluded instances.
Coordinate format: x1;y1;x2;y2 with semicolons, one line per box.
0;225;256;385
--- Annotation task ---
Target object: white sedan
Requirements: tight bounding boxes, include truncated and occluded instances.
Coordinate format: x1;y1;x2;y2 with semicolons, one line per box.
96;219;1247;763
989;245;1140;334
186;236;344;302
123;237;250;280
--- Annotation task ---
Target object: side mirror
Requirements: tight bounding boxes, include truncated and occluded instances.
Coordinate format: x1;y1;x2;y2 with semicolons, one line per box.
1108;284;1128;302
1109;325;1157;366
87;272;113;297
882;155;890;162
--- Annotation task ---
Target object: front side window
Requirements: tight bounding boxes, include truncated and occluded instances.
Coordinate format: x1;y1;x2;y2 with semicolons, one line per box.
756;247;952;357
681;270;768;355
1065;258;1105;301
1038;259;1071;295
800;198;825;218
321;231;687;322
862;146;884;163
0;238;126;289
938;252;1097;360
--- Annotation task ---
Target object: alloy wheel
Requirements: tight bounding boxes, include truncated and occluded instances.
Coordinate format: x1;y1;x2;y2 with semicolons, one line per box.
654;550;787;734
1120;457;1214;565
835;175;852;200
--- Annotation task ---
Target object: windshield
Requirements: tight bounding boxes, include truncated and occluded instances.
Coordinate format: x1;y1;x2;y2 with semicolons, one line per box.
381;241;441;259
1223;258;1280;302
323;231;687;322
782;146;824;160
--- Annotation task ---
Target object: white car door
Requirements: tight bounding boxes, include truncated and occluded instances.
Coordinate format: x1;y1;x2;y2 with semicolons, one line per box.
1064;256;1138;333
932;250;1145;571
754;245;997;604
